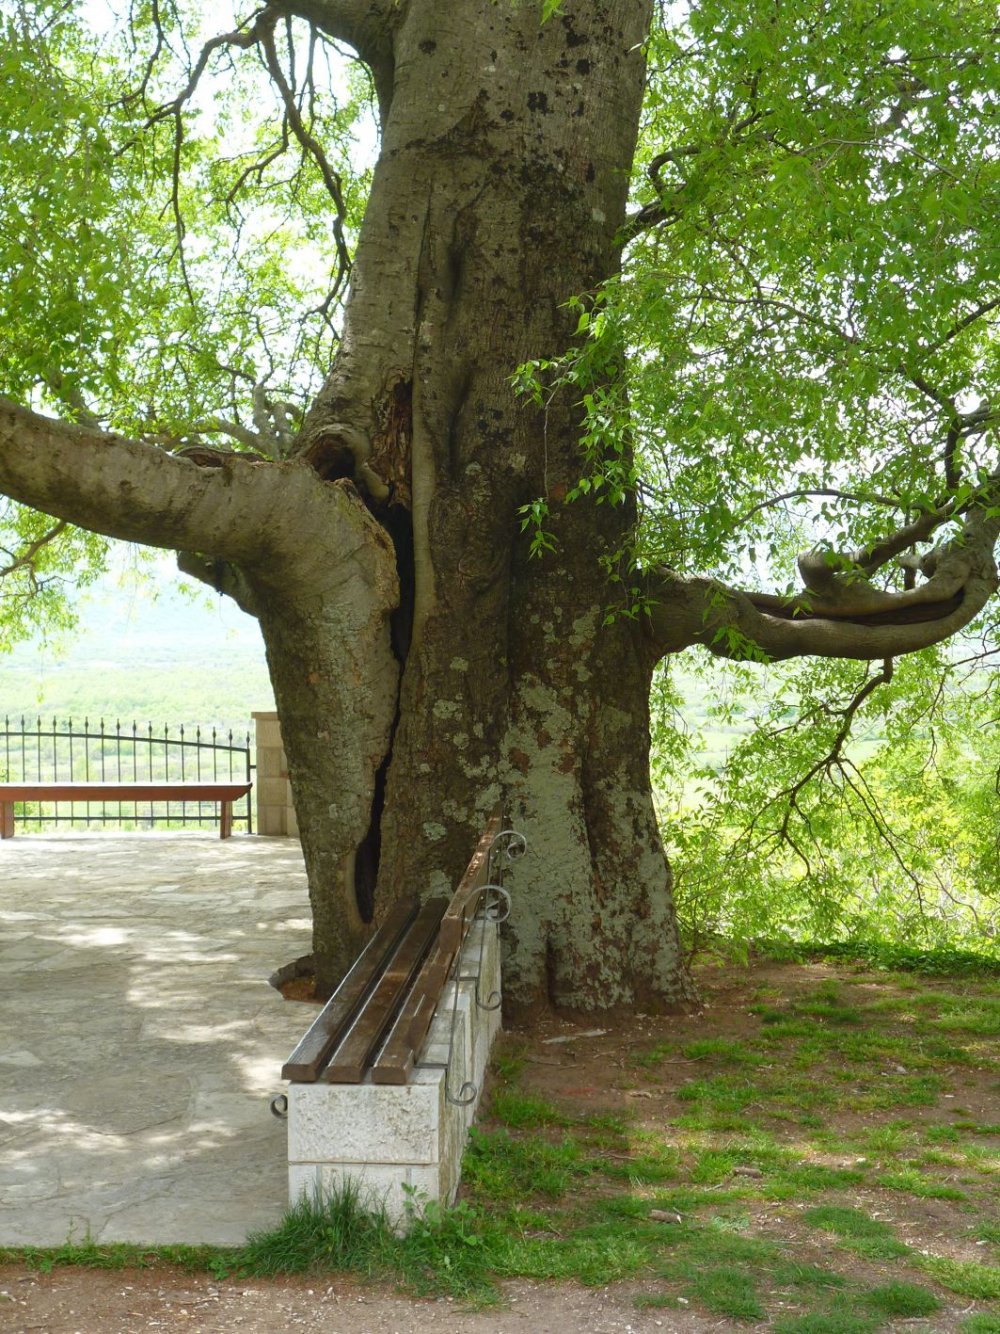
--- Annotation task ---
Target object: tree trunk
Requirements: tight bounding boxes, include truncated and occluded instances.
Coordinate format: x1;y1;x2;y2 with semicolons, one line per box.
284;0;693;1014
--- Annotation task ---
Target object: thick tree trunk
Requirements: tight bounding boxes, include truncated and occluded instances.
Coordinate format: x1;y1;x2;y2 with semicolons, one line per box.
285;0;694;1012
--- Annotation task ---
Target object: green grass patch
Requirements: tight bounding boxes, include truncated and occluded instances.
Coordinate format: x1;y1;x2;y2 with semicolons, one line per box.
916;1254;1000;1299
685;1264;764;1319
463;1127;586;1201
488;1087;569;1129
802;1206;909;1261
238;1182;391;1279
862;1280;940;1317
676;1075;757;1111
1;1238;234;1278
600;1150;680;1185
961;1316;1000;1333
876;1167;966;1200
772;1307;881;1334
681;1037;761;1065
768;1163;868;1193
795;1001;865;1025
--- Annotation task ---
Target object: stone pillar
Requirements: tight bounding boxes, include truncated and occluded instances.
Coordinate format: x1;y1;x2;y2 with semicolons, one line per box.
252;711;299;838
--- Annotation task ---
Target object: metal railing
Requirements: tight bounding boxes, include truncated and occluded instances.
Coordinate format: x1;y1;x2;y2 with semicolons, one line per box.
0;715;253;832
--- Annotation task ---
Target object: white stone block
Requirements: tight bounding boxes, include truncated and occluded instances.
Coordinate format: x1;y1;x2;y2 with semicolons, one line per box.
288;1080;441;1164
283;909;504;1229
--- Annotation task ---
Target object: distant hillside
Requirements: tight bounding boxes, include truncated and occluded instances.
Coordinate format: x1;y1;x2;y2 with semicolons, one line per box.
0;565;275;734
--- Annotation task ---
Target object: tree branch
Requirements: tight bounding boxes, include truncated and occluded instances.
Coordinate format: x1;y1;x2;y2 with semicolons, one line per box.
176;550;261;617
0;519;69;578
0;397;392;581
273;1;397;115
643;480;1000;663
258;13;352;300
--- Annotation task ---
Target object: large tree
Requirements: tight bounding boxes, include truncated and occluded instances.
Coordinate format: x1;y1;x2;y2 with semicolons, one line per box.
0;0;997;1013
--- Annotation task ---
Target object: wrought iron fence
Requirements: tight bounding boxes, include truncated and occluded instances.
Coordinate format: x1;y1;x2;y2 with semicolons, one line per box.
0;715;253;832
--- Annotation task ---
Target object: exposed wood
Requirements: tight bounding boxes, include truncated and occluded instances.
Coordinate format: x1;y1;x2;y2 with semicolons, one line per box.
371;808;503;1084
369;938;453;1086
324;896;448;1083
438;808;501;952
280;897;420;1081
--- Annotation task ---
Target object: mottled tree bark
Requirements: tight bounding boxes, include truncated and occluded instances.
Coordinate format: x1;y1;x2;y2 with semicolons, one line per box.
289;0;697;1014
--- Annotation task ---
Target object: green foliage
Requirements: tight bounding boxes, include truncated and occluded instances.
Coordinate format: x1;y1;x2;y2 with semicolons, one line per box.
516;0;999;591
653;647;1000;964
0;0;372;641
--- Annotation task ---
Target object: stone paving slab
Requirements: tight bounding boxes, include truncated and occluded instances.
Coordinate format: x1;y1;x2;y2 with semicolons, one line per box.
0;833;312;1247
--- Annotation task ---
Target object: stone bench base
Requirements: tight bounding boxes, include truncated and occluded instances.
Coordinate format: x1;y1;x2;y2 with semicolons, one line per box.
286;917;501;1228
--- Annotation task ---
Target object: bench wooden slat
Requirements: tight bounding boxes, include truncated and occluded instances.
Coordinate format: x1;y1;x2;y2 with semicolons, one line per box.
0;782;250;800
370;939;454;1085
325;897;449;1084
370;813;501;1086
437;810;500;952
280;898;420;1082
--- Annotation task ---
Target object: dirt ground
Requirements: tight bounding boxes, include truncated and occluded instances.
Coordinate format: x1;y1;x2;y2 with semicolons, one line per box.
0;1268;726;1333
3;956;997;1333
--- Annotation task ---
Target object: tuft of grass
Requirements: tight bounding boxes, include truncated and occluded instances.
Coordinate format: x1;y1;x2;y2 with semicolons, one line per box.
489;1086;568;1129
933;1001;1000;1036
600;1150;680;1185
962;1316;1000;1333
394;1198;506;1302
876;1167;966;1200
862;1280;940;1317
769;1163;868;1193
491;1039;527;1083
463;1127;585;1201
676;1074;756;1111
5;1238;235;1278
915;1254;1000;1299
802;1206;909;1261
685;1265;764;1319
681;1037;760;1065
796;1001;865;1025
772;1313;879;1334
239;1181;392;1278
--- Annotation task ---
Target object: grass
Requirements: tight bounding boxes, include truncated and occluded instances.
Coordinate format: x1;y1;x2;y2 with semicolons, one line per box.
801;1206;910;1261
4;951;999;1328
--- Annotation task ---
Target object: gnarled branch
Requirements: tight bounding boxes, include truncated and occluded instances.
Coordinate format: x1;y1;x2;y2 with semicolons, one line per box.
0;397;395;584
643;477;1000;663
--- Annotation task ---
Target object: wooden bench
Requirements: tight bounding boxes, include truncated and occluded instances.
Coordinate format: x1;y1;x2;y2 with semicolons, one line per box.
282;809;504;1088
0;781;252;840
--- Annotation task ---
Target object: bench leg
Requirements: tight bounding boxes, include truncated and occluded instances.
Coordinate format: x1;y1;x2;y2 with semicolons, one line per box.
0;802;12;838
220;800;233;840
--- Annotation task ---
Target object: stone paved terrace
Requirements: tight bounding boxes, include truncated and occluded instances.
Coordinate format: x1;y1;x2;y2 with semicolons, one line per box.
0;833;312;1247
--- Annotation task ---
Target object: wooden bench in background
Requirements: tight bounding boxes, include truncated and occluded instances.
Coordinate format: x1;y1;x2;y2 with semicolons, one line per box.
0;781;252;840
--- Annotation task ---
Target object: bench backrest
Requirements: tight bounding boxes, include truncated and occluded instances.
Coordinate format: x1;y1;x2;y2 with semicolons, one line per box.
282;809;501;1085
